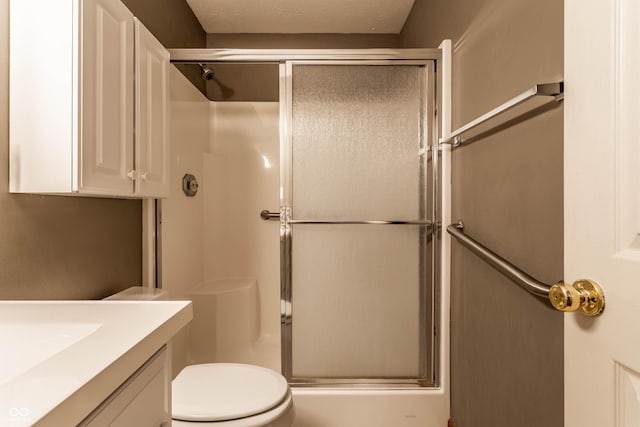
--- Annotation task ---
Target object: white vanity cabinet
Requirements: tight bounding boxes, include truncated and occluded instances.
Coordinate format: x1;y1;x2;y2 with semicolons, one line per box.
9;0;169;198
79;347;171;427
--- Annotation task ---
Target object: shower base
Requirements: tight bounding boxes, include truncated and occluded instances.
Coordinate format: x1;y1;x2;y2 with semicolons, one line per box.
291;388;448;427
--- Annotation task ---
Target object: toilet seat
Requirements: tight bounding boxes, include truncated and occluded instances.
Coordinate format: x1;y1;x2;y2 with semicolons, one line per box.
172;363;292;425
172;392;293;427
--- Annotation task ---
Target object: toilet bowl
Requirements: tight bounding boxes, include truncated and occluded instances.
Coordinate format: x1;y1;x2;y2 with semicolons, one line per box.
171;363;294;427
105;287;294;427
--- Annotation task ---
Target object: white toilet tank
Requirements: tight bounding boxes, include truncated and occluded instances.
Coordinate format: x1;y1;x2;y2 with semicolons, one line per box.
105;281;261;365
104;286;169;301
188;278;260;364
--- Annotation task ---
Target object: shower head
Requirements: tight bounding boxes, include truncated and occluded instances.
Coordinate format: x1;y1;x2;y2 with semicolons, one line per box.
199;64;215;81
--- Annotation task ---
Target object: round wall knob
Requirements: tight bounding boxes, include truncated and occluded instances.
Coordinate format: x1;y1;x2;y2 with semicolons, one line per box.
182;174;199;197
549;279;605;317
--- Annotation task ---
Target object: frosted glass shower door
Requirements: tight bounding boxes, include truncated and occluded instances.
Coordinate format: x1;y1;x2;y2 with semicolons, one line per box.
281;62;437;386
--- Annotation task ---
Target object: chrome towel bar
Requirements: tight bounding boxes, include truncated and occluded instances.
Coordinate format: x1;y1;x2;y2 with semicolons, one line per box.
439;82;564;147
447;221;606;316
260;210;432;226
290;219;433;225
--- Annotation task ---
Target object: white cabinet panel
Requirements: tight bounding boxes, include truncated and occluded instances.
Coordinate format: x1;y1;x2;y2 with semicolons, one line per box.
79;347;171;427
134;18;169;198
9;0;76;193
81;0;135;195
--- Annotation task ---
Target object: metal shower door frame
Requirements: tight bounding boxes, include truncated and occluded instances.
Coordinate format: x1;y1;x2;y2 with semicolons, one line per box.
280;57;440;388
168;47;445;388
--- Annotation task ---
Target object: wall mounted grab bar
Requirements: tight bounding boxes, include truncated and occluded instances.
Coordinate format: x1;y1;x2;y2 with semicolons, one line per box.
447;221;551;298
447;221;606;316
439;82;564;147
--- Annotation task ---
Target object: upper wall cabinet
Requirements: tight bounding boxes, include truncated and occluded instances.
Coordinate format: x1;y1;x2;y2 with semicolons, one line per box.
9;0;169;198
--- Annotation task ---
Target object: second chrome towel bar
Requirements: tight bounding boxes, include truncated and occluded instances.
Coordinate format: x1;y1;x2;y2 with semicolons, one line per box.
440;82;564;147
447;221;605;317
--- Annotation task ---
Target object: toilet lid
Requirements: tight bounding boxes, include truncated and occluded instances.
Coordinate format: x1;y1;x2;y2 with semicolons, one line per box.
172;363;289;422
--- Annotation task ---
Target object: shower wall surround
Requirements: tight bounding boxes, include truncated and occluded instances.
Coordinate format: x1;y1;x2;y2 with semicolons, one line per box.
162;65;281;375
401;1;564;426
203;101;281;369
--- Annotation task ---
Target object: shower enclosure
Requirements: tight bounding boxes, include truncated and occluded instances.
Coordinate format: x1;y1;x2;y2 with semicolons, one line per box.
167;47;450;426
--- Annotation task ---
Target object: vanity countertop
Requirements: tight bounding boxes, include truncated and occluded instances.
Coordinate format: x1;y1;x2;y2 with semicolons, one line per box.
0;300;192;426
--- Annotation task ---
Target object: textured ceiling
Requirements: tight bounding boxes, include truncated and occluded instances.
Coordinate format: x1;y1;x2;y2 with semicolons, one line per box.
186;0;416;34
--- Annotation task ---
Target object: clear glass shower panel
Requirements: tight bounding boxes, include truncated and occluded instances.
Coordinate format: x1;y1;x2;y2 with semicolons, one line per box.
291;225;422;378
291;65;426;220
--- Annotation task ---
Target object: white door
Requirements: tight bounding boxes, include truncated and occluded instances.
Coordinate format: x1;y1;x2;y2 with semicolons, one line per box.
134;18;170;198
565;0;640;426
80;0;134;195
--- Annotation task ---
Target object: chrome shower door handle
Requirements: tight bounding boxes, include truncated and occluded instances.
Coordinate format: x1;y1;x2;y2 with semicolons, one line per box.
260;210;280;221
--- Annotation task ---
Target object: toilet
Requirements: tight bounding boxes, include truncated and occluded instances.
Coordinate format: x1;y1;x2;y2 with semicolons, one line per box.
172;363;294;427
106;286;295;427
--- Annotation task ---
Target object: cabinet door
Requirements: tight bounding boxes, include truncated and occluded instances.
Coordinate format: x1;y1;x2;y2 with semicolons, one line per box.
79;347;170;426
80;0;135;196
135;18;170;198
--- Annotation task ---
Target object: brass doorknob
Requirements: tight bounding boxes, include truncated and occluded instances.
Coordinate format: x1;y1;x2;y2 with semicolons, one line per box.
549;279;605;317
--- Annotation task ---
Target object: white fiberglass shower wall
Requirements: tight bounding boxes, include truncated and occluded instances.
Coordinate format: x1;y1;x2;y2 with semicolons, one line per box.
163;65;282;373
163;46;451;427
202;100;281;370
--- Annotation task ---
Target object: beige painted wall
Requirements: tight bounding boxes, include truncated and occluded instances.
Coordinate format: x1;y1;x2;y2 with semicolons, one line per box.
401;1;564;426
206;33;399;49
124;0;205;48
122;0;207;95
